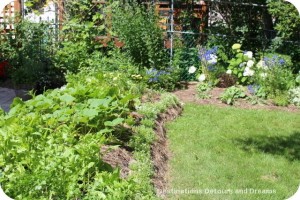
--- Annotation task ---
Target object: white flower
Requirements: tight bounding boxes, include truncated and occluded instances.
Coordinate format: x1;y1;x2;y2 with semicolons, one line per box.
226;69;232;74
239;62;246;68
198;74;206;82
247;60;255;68
60;85;67;90
188;66;197;74
207;54;218;64
256;60;268;70
243;67;255;77
260;73;267;78
244;51;253;59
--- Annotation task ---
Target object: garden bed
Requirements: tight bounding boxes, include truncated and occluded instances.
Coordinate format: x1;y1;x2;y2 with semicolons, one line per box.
99;103;183;197
151;104;183;196
173;83;299;113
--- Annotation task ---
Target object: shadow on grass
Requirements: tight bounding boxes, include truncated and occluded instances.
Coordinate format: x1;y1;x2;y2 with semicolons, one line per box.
235;131;300;161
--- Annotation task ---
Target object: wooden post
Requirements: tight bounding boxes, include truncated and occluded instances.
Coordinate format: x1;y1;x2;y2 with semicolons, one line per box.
57;0;64;29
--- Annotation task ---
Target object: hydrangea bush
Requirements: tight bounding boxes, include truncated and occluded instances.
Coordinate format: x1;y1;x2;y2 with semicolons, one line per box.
227;43;256;84
289;87;300;106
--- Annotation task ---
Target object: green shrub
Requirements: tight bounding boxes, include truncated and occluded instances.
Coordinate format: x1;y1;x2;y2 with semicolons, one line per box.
255;53;295;99
227;43;256;85
112;0;168;70
197;82;212;99
273;93;289;107
145;67;181;91
0;20;58;85
220;86;246;105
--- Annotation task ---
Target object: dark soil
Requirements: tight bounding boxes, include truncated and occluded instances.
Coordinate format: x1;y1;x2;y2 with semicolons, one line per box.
100;145;134;178
173;82;300;113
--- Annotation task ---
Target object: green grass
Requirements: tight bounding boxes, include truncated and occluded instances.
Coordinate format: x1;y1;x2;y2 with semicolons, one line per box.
166;104;300;200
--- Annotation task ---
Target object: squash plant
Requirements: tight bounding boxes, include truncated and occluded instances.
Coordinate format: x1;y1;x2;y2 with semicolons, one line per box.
0;70;141;199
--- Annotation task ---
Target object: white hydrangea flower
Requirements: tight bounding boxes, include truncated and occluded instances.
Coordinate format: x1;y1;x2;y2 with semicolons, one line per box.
244;51;253;59
247;60;255;68
256;60;268;70
226;69;232;74
207;54;218;64
198;74;206;82
243;67;255;77
188;66;197;74
239;62;247;68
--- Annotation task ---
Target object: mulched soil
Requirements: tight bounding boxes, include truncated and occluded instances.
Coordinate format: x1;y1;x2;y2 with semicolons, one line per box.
100;145;134;178
173;82;300;113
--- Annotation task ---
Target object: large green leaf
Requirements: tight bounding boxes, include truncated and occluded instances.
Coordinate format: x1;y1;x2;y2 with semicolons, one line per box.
104;118;124;127
59;94;76;104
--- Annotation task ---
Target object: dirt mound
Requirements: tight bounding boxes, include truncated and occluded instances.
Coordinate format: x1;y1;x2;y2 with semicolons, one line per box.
100;145;134;178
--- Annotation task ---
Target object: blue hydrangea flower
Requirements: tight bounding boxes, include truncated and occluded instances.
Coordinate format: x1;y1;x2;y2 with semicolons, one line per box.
247;84;260;95
146;68;170;83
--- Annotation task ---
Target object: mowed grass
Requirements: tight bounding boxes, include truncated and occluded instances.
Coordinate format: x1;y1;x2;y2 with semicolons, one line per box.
166;104;300;200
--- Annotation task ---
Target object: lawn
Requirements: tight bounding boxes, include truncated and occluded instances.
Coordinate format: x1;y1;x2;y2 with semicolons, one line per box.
166;104;300;200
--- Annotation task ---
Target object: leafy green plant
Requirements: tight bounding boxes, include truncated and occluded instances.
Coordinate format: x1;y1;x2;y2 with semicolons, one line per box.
255;53;295;100
55;21;105;73
0;70;140;199
246;84;267;105
197;82;212;99
267;0;300;72
227;43;256;85
273;93;289;107
220;86;246;105
0;64;181;199
0;20;58;86
172;47;200;81
112;0;168;70
144;67;181;91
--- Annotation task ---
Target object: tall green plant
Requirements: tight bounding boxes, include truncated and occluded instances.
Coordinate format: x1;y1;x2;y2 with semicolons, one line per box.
112;0;169;70
267;0;300;72
0;20;58;85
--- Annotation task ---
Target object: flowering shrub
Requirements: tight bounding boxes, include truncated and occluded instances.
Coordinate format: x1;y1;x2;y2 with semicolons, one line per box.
255;53;295;98
145;67;180;91
188;46;226;84
227;43;256;84
198;46;218;83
